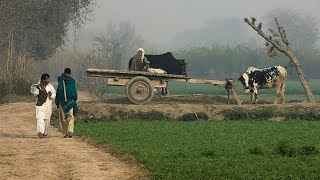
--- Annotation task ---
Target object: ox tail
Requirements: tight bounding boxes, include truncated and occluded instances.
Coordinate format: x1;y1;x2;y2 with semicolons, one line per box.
284;67;288;79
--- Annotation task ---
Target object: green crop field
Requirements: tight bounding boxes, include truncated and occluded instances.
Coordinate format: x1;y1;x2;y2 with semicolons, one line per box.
76;120;320;180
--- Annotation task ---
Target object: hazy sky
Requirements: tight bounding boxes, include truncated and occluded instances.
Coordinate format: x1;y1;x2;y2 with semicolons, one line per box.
78;0;319;46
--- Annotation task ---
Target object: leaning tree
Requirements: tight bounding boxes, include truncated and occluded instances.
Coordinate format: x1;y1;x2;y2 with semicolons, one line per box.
244;17;315;103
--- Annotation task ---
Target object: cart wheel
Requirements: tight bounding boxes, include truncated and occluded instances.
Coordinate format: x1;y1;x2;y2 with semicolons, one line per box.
125;76;154;104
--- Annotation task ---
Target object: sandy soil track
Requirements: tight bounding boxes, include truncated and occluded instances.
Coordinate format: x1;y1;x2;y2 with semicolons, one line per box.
0;102;145;180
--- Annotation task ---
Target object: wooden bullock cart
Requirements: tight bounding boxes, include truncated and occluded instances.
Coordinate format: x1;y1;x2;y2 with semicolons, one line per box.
86;68;241;105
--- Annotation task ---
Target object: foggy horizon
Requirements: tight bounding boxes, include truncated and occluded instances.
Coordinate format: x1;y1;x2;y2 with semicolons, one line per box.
74;0;320;49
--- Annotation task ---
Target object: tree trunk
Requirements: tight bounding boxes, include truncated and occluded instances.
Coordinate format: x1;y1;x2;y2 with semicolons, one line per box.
7;31;14;73
286;51;315;102
6;31;14;93
244;17;316;103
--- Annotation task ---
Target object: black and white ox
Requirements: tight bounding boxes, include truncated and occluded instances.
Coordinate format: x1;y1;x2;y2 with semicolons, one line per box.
129;52;188;95
238;65;287;104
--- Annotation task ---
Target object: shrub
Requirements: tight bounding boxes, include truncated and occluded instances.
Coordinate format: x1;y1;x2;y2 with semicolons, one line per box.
299;146;319;156
249;144;269;156
222;108;274;120
178;112;209;121
275;141;297;157
222;106;320;121
129;110;170;121
201;147;218;158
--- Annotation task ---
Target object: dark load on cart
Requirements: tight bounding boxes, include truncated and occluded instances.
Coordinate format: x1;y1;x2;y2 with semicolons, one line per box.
87;51;241;104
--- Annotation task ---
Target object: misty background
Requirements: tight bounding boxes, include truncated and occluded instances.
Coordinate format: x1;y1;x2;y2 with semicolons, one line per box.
75;0;320;49
57;0;320;81
1;0;320;97
52;0;320;94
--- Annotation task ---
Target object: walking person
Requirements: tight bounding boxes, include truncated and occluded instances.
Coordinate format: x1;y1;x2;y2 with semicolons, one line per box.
31;73;56;138
55;68;78;138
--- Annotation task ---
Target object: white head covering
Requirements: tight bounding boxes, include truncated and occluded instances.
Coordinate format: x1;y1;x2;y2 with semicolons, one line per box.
137;48;145;60
137;48;145;53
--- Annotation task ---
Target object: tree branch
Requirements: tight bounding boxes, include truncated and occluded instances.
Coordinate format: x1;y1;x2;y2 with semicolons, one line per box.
274;17;291;50
244;17;287;54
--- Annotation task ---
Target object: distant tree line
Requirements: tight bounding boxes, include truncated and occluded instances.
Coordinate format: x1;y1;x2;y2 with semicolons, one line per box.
173;44;320;80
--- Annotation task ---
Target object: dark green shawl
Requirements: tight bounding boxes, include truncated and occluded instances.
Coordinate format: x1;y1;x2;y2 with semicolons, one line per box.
55;74;78;113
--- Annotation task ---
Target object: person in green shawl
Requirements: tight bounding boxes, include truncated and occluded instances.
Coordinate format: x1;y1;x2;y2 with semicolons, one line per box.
55;68;78;138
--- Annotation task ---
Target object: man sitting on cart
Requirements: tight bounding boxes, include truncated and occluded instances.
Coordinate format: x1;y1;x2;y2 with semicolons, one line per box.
129;48;150;71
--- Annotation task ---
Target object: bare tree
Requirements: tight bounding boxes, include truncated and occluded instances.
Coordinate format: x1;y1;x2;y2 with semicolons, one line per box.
264;9;319;51
244;17;315;103
92;21;143;70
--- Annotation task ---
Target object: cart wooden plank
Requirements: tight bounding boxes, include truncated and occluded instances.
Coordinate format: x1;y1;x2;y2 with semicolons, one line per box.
87;68;190;79
173;78;226;87
87;68;225;86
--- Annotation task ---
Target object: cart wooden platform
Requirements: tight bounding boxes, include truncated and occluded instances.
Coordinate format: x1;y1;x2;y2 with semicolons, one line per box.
86;68;241;105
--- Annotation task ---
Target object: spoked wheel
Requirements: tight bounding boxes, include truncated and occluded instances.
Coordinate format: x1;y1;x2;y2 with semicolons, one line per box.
125;76;154;104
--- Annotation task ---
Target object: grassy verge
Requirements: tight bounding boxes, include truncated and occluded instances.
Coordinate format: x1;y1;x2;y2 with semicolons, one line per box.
75;120;320;179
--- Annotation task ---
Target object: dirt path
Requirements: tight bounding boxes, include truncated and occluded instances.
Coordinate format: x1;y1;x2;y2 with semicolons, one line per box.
0;102;146;180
